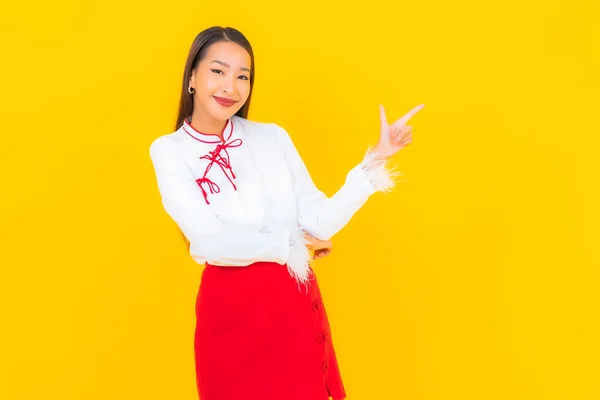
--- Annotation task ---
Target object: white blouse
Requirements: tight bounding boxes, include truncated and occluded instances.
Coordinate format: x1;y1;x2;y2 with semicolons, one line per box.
149;115;397;287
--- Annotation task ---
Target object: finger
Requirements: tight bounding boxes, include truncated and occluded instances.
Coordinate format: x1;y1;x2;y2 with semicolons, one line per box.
401;132;412;141
379;104;388;128
398;138;412;147
318;249;330;258
319;248;331;258
397;129;410;138
391;125;411;140
394;133;412;144
394;130;410;142
396;104;424;126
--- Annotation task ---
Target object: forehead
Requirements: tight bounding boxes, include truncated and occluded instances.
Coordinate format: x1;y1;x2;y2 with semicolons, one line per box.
203;41;251;68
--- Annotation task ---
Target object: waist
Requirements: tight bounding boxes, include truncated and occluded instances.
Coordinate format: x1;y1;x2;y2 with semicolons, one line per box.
204;261;285;269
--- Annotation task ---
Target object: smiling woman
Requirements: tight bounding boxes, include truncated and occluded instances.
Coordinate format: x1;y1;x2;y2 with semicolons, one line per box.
148;25;423;400
179;37;253;140
187;42;252;129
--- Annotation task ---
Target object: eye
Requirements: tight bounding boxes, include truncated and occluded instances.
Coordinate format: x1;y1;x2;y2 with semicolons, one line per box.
238;75;249;80
211;69;224;75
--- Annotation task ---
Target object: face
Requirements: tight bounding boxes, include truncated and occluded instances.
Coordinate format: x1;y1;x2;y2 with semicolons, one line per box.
189;41;252;122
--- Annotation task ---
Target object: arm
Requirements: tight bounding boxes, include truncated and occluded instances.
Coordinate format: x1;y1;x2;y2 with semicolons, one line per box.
276;124;398;241
149;137;311;281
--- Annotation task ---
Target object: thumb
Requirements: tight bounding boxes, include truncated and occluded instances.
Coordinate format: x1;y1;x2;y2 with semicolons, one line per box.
379;104;388;128
379;104;389;142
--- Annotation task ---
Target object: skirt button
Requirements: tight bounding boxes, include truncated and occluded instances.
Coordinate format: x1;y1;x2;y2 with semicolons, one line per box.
312;299;321;312
317;331;328;344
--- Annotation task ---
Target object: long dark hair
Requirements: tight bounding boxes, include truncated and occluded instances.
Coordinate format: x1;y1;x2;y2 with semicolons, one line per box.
174;26;256;251
174;26;256;131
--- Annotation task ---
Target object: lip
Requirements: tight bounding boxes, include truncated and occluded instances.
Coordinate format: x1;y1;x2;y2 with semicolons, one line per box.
213;96;237;107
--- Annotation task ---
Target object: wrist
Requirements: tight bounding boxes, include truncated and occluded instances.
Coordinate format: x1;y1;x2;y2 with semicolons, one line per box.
359;144;399;194
371;144;391;162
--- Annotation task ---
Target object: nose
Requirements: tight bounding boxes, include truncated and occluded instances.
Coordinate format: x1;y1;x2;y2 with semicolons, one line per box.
222;77;236;95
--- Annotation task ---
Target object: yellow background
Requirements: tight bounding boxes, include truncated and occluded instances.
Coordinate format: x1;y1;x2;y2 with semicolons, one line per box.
1;0;599;399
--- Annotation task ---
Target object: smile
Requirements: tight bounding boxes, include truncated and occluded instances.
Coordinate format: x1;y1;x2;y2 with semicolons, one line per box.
213;96;237;107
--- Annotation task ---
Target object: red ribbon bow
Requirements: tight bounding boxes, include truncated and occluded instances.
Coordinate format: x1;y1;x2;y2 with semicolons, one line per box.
195;138;243;204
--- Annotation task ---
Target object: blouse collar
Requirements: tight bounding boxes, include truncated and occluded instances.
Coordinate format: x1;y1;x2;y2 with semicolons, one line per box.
182;117;234;144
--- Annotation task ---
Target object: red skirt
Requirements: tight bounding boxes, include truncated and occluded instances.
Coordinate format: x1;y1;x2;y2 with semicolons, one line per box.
194;261;347;400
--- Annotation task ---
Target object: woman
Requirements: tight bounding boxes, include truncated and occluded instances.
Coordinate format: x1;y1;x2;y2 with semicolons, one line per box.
149;26;423;400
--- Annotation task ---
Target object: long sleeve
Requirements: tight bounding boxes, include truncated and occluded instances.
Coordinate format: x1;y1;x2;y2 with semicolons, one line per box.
149;136;296;267
276;124;399;241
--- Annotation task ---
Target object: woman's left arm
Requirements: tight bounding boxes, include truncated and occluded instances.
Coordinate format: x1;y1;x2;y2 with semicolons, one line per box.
278;103;424;241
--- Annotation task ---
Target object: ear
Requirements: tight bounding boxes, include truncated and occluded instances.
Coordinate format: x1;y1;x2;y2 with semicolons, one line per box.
189;70;196;87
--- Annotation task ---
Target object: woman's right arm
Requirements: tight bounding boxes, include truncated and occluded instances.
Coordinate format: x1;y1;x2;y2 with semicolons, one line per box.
149;137;309;271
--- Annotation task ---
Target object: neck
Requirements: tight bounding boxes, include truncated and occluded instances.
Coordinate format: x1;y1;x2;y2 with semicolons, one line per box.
188;109;228;141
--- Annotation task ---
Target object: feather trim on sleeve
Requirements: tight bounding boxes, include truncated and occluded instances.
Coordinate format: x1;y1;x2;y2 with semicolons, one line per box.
360;146;402;193
286;224;314;291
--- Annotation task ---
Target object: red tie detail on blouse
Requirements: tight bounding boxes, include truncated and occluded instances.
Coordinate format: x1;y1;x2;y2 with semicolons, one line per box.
182;118;243;205
195;137;243;204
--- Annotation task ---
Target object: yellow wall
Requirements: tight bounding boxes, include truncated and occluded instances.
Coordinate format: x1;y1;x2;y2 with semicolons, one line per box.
1;1;599;399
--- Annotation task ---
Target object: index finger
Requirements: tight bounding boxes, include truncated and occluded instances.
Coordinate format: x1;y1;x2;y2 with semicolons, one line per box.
397;104;425;125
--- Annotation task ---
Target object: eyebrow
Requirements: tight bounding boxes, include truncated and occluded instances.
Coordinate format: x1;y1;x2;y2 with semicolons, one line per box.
210;59;250;72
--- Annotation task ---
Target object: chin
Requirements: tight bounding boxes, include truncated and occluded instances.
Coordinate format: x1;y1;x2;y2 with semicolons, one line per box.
208;105;240;121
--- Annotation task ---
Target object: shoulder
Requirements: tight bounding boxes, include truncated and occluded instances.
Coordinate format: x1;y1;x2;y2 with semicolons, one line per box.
148;130;190;170
232;116;296;152
232;116;288;139
150;133;177;157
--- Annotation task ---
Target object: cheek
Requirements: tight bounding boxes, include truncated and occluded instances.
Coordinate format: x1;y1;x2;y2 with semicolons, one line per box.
205;81;220;95
238;82;251;100
198;73;219;94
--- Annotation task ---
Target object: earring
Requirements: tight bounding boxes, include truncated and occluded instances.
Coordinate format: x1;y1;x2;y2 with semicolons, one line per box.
188;86;195;94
